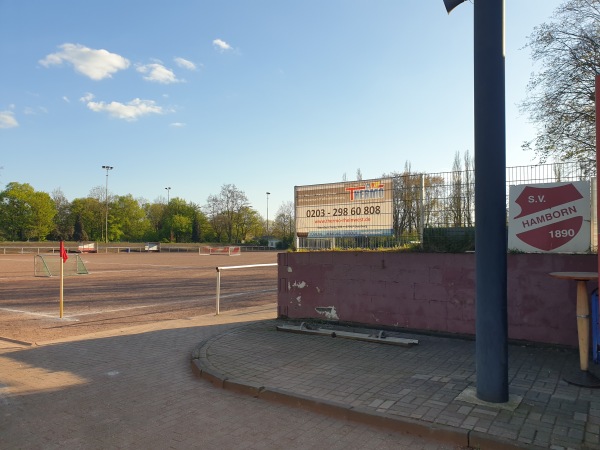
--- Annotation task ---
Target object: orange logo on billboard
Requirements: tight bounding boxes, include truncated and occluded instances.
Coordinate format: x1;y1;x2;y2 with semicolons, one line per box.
345;181;385;201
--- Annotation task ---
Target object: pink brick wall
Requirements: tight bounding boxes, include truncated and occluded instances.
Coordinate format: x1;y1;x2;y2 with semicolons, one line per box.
277;252;598;347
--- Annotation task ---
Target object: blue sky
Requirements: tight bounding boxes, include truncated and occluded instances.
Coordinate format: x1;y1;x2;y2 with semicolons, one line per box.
0;0;564;219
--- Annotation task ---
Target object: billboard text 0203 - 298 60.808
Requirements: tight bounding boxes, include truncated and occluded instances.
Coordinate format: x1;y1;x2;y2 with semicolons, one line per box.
295;178;394;238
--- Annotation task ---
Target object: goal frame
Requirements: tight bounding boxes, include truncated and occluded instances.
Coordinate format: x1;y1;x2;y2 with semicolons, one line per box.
199;246;241;256
34;254;89;277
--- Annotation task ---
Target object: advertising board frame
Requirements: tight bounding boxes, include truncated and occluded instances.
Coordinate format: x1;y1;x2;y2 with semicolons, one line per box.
295;178;394;239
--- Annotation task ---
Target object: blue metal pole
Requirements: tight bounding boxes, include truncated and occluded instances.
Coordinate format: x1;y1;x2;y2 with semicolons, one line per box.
474;0;508;402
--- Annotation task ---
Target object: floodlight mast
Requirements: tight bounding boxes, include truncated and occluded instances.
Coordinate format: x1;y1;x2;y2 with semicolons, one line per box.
266;192;271;236
445;0;508;403
101;165;113;244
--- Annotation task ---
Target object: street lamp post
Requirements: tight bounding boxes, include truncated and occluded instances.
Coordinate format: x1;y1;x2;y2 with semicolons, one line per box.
445;0;508;403
266;192;270;237
165;187;171;204
101;165;113;243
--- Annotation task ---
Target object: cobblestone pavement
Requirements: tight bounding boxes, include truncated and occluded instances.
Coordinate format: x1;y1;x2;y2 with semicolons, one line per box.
193;319;600;450
0;304;461;449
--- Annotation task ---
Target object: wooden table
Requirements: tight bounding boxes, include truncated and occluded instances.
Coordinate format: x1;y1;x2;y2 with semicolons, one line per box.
549;271;600;387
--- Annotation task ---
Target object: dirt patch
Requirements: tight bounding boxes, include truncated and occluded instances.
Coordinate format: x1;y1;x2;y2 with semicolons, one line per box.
0;251;278;343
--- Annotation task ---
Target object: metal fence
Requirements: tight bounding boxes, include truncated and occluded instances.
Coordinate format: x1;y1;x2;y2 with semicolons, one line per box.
297;161;594;251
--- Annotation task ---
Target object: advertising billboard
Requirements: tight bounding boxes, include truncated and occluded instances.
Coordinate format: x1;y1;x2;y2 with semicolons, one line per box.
295;178;394;238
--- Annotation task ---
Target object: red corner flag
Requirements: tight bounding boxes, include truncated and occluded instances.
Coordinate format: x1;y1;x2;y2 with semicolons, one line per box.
60;241;68;263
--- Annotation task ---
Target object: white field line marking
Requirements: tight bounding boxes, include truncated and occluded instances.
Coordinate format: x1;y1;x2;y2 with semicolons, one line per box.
0;288;276;319
0;307;79;321
88;262;217;269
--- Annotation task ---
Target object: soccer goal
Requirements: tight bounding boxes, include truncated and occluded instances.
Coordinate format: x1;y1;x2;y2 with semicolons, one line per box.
199;246;241;256
34;254;89;277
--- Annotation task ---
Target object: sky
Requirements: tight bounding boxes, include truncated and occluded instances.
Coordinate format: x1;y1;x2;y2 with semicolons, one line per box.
0;0;565;219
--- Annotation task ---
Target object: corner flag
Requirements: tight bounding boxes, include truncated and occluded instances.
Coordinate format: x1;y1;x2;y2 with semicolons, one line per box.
60;241;68;263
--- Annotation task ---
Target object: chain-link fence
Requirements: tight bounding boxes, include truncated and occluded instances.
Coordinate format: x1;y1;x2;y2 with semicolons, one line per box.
297;161;594;251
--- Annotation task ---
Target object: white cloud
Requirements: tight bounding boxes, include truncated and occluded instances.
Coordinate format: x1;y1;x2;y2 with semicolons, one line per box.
23;106;48;115
174;57;196;71
169;122;186;128
136;63;182;84
81;96;165;121
80;92;95;103
0;111;18;129
63;96;70;103
213;38;233;52
39;43;130;81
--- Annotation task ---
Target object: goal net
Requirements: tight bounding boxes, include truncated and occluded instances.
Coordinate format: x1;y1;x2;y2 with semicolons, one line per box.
199;246;241;256
34;254;89;277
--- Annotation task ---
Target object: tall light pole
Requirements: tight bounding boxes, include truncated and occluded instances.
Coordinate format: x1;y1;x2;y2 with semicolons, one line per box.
102;165;113;243
266;192;271;237
445;0;508;403
165;187;171;204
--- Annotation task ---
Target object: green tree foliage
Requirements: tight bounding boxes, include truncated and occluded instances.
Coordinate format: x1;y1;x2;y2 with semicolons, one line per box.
234;206;262;243
70;197;103;241
161;198;195;242
144;202;166;241
169;214;192;242
205;184;257;243
50;188;72;240
109;195;151;242
0;182;234;244
73;214;88;242
521;0;600;173
0;182;56;241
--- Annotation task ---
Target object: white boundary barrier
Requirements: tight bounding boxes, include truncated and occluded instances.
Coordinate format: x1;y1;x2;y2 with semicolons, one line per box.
215;263;277;315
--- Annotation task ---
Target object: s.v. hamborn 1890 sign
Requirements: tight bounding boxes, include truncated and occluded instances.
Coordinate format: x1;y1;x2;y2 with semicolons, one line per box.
508;181;591;253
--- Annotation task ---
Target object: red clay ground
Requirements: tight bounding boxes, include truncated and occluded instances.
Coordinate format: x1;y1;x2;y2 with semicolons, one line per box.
0;251;278;344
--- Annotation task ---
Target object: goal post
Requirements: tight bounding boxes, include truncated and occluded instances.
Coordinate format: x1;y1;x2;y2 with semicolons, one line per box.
34;254;89;277
199;246;241;256
215;263;277;314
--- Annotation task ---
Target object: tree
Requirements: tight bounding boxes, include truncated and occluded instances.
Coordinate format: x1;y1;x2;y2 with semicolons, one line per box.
520;0;600;174
87;186;109;241
70;197;103;241
50;188;73;240
205;184;250;243
448;150;474;227
170;214;192;242
73;214;88;242
234;206;261;242
110;195;151;241
159;198;203;242
144;201;167;241
383;162;445;242
272;201;295;247
0;182;56;241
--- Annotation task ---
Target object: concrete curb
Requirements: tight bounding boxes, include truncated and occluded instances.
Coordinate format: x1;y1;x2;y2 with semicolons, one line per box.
191;329;546;450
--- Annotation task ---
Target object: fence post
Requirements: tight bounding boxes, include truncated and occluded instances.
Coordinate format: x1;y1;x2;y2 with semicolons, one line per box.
215;268;221;315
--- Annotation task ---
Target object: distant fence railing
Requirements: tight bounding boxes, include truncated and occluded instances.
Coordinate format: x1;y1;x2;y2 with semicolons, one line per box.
298;161;595;252
0;244;277;255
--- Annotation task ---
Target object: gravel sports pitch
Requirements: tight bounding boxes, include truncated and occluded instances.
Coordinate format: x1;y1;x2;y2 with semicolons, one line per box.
0;251;278;344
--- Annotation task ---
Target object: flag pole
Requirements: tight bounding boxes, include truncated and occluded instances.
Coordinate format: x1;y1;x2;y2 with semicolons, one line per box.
59;241;67;318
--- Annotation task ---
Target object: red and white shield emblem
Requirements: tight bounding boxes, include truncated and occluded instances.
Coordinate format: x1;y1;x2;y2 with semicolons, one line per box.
508;182;590;253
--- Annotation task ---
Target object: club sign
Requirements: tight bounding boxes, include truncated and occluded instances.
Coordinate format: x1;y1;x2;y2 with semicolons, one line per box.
508;181;591;253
